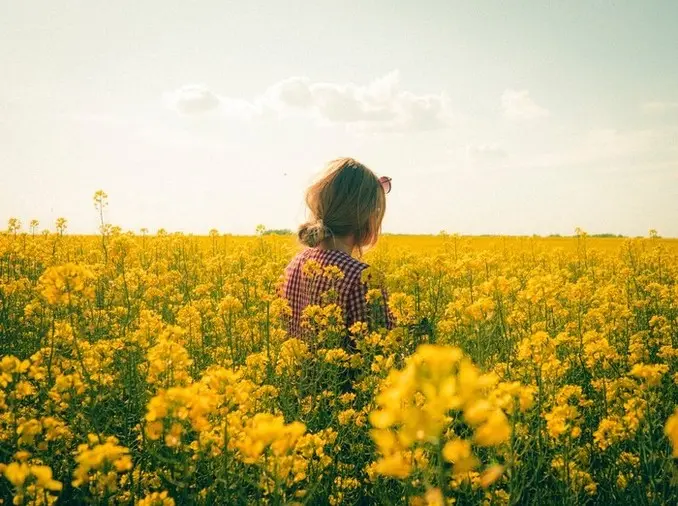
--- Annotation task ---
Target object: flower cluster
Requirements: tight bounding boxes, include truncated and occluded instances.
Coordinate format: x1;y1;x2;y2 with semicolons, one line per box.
0;220;676;504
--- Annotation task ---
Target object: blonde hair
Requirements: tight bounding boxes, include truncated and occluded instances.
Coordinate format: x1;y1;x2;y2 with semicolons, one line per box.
298;157;386;251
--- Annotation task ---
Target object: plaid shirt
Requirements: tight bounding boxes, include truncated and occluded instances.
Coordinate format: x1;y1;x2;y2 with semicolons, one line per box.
280;248;392;339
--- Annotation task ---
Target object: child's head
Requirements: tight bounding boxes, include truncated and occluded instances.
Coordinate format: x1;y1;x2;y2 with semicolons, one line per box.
298;157;386;251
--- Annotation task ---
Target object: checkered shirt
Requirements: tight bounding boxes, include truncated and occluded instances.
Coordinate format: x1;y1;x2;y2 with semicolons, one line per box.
280;248;392;339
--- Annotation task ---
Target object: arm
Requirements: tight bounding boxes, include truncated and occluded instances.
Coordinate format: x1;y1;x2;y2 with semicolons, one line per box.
345;276;368;329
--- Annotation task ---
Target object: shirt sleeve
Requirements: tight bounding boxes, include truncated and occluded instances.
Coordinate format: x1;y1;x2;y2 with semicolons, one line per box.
345;276;368;329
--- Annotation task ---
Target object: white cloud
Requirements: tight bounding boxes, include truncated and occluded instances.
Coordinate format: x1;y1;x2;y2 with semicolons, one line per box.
304;71;402;124
219;97;263;120
164;84;269;120
315;72;451;131
308;81;398;123
164;85;221;115
166;72;453;132
263;77;314;109
392;91;451;132
501;89;549;120
269;71;453;131
466;143;506;160
641;101;678;114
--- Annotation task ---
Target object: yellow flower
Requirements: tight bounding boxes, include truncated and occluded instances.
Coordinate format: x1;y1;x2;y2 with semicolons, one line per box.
545;405;579;440
324;348;350;365
366;289;383;304
443;439;478;474
373;452;411;479
4;462;30;488
323;265;345;282
424;487;444;506
3;462;62;494
17;419;42;446
475;409;510;447
218;295;243;315
146;330;193;386
38;263;95;305
388;292;416;325
30;465;62;491
145;383;218;441
464;399;493;426
665;407;678;457
236;413;306;463
138;490;176;506
275;338;310;376
480;464;504;488
72;436;133;489
338;409;356;426
301;259;322;278
630;363;669;387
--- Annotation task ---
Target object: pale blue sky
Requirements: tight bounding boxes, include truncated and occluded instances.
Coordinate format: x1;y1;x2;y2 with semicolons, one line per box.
2;1;677;236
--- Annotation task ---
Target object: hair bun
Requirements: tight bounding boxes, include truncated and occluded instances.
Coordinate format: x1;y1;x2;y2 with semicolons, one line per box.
298;219;329;247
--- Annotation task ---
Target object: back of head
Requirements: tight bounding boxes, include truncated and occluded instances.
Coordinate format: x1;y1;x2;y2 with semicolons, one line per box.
298;158;386;249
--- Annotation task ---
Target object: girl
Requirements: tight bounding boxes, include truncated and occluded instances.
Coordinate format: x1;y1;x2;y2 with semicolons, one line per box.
280;157;393;342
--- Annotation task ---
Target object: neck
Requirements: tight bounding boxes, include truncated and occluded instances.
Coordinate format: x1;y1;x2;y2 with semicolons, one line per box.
318;236;355;255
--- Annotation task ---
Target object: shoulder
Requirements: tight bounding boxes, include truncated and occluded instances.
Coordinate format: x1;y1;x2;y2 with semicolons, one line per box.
289;248;370;282
329;251;368;282
285;248;309;268
282;250;309;282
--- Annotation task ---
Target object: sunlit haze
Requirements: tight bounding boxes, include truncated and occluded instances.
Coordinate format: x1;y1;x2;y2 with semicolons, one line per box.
2;1;677;236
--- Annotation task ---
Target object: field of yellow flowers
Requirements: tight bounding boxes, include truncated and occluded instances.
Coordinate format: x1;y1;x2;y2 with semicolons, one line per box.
1;219;677;504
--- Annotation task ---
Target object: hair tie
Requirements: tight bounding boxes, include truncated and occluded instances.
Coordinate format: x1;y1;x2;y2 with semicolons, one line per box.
316;218;334;240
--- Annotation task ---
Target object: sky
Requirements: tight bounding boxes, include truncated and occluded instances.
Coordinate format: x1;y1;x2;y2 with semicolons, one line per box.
1;1;677;236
